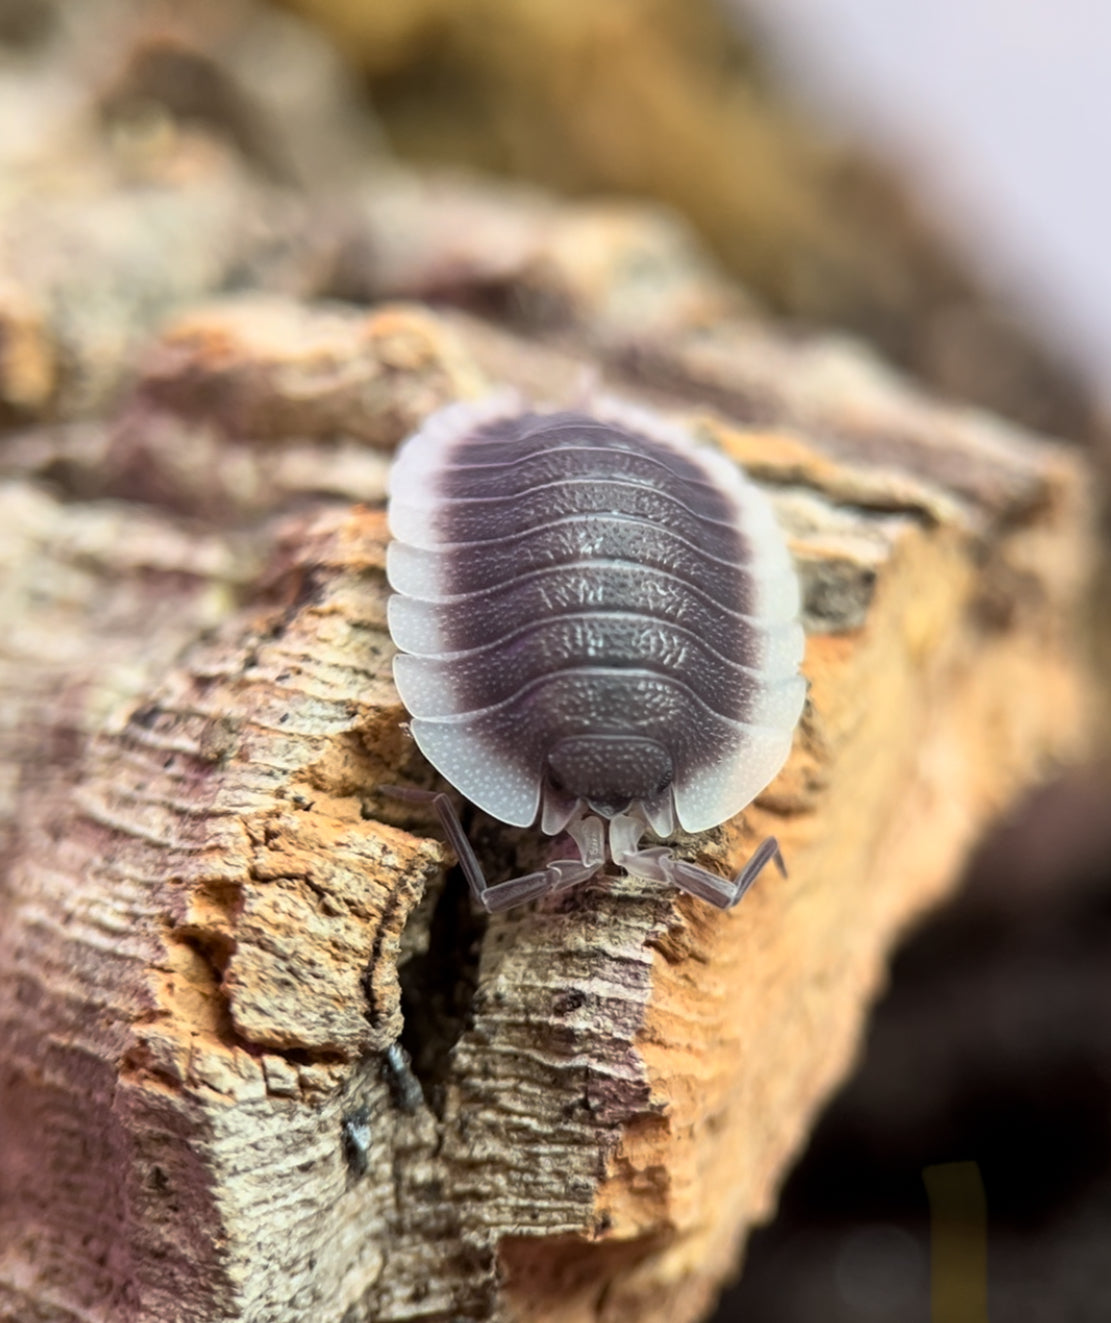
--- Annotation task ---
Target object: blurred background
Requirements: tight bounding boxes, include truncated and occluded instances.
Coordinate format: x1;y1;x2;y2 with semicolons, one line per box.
3;0;1110;1318
743;0;1111;402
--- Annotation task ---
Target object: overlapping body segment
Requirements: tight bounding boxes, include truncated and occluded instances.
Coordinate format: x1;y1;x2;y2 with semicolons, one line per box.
387;393;804;836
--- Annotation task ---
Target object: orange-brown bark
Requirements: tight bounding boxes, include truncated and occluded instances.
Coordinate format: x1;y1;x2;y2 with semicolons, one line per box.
0;5;1098;1319
0;292;1094;1323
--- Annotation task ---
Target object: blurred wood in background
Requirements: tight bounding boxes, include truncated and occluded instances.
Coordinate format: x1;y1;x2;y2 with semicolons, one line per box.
272;0;1105;446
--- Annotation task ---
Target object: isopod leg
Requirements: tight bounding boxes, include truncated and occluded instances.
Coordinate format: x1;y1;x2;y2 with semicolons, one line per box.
479;848;607;912
379;785;602;913
622;835;786;910
475;870;566;913
672;836;786;910
380;785;496;907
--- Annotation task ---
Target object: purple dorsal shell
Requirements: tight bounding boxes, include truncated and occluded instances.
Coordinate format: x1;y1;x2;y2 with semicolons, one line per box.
386;392;805;842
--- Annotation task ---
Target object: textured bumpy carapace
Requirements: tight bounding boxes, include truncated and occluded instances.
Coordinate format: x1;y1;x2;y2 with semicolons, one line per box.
386;392;806;912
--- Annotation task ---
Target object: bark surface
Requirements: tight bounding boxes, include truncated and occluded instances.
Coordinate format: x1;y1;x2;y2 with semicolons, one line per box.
0;292;1094;1323
0;5;1098;1322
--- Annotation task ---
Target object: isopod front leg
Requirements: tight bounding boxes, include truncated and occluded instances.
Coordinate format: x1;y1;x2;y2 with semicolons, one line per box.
381;785;532;910
480;813;607;911
668;837;787;910
614;811;787;910
380;785;497;907
380;785;604;913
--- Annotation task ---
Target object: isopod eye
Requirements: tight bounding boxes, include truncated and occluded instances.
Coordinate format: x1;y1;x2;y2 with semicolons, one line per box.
546;736;674;813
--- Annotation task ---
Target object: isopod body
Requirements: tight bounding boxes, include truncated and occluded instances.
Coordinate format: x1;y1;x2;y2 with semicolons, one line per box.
386;393;805;911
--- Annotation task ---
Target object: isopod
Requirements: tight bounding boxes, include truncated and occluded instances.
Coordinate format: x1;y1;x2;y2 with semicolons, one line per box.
385;392;805;912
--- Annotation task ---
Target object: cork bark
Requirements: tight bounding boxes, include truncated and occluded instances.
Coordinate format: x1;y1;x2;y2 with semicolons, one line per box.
0;5;1098;1322
0;289;1094;1323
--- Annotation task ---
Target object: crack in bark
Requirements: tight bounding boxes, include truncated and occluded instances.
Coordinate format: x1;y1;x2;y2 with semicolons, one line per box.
396;864;486;1118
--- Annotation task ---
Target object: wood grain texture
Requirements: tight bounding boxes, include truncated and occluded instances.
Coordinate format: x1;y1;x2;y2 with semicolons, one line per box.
0;290;1094;1323
0;5;1098;1319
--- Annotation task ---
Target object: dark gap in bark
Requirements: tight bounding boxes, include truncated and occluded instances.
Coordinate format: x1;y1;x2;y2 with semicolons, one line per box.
396;811;487;1116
